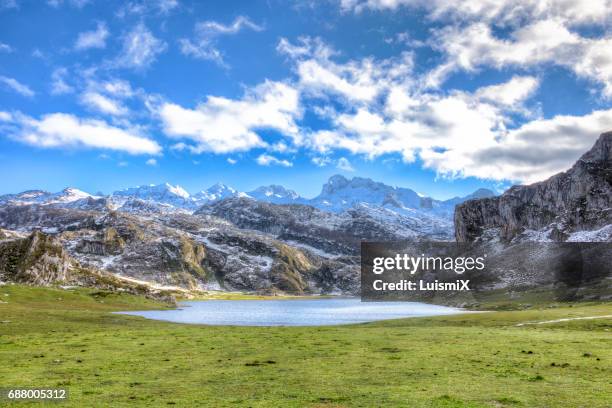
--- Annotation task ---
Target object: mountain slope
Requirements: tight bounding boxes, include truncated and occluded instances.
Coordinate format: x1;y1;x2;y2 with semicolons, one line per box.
455;131;612;243
247;185;301;204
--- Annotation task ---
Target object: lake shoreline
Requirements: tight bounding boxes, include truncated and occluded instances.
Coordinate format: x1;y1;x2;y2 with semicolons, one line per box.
114;298;466;327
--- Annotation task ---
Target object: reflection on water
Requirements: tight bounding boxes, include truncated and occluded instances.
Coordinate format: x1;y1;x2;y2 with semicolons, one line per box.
116;298;463;326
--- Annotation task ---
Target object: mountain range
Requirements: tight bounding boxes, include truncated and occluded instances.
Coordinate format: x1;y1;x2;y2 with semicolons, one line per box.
0;175;495;222
0;132;610;301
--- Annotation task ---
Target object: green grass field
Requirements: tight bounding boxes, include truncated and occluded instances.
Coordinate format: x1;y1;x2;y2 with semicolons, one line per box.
0;285;610;407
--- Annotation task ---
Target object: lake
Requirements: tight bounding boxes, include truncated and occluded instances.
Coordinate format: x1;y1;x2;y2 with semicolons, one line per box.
116;298;464;326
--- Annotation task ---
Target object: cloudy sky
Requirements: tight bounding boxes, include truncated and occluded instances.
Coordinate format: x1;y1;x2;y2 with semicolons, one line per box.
0;0;611;198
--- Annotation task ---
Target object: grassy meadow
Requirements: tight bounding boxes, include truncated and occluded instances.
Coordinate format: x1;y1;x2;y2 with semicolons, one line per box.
0;285;610;407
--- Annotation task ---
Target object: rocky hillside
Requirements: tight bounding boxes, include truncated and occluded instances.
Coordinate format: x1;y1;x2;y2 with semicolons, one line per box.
200;197;453;254
0;230;177;303
0;230;71;285
455;131;612;243
1;174;485;295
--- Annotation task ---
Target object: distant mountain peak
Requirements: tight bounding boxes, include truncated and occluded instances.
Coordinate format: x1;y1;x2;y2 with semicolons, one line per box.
248;184;300;204
60;187;95;197
192;182;242;203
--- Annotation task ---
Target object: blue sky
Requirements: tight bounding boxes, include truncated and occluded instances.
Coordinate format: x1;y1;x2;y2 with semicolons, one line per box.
0;0;611;199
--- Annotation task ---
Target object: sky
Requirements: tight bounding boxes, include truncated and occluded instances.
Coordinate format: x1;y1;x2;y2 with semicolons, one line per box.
0;0;611;199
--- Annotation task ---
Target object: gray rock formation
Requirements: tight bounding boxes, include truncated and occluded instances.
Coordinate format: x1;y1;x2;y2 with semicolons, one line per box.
0;230;72;285
455;131;612;243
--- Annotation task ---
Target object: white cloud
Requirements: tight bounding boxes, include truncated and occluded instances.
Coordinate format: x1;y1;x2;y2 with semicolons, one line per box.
311;156;331;167
335;2;612;97
145;158;158;166
256;154;293;167
0;0;18;10
116;0;178;17
475;75;539;109
75;22;109;50
0;111;12;121
0;42;12;52
157;80;300;154
304;81;612;183
336;157;355;171
339;0;612;26
5;112;161;154
272;32;611;184
227;157;237;164
47;0;90;7
32;49;45;59
281;37;602;184
50;68;74;95
459;109;612;183
429;21;612;96
115;23;167;70
0;76;35;97
80;91;127;116
179;16;263;65
101;79;134;97
278;37;413;104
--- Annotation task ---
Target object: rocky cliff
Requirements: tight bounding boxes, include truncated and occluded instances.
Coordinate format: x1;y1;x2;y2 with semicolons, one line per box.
0;230;72;285
455;131;612;243
0;231;178;303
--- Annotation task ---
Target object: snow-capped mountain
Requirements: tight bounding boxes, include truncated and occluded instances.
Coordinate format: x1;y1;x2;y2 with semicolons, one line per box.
247;185;301;204
0;187;98;206
112;183;191;205
193;183;247;203
109;183;197;213
0;177;495;220
309;175;423;212
305;175;494;218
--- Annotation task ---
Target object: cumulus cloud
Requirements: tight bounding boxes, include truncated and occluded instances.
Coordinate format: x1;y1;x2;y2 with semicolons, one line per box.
4;112;161;154
157;80;300;154
256;153;293;167
50;68;74;95
75;22;109;50
227;157;237;164
179;16;263;65
0;42;12;52
0;76;35;97
311;156;331;167
0;111;12;121
116;0;178;17
301;71;612;183
278;37;413;104
115;23;167;70
0;0;18;10
145;158;158;166
337;1;612;98
47;0;90;8
428;21;612;96
465;109;612;182
80;91;127;116
336;157;355;171
475;76;539;109
275;36;610;183
338;0;612;26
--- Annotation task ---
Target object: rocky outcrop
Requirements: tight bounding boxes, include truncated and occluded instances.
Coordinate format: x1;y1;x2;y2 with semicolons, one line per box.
0;230;72;285
199;197;452;256
455;131;612;242
0;230;178;304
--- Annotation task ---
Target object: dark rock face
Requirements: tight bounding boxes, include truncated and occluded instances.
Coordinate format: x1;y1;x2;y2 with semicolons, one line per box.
0;231;72;285
455;132;612;242
0;231;178;304
198;197;450;256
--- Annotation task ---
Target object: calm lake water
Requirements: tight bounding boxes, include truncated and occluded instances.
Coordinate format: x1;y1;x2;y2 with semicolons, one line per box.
116;298;463;326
